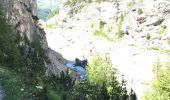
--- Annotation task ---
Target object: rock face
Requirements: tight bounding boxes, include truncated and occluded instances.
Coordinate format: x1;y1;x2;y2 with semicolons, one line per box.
0;0;47;48
0;0;71;76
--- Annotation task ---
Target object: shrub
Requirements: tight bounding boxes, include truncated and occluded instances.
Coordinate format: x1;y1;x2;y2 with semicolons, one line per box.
87;54;115;86
137;8;143;15
128;0;135;7
143;59;170;100
158;25;166;34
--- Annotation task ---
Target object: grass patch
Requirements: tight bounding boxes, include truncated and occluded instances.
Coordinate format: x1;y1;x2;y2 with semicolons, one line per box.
158;25;166;34
116;14;125;39
42;22;58;29
138;0;143;3
128;0;135;7
92;21;113;41
93;29;113;41
0;66;40;100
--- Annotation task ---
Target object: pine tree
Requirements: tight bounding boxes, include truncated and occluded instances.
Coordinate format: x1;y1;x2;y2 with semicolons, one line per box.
129;88;137;100
97;82;110;100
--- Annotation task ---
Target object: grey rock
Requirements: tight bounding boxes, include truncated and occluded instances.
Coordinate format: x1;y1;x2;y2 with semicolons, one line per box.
146;19;165;26
137;17;147;24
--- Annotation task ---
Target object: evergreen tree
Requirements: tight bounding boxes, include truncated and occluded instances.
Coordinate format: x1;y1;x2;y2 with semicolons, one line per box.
129;88;137;100
97;82;110;100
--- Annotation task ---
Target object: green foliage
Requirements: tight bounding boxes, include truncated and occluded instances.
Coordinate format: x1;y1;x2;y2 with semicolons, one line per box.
138;0;143;3
146;33;150;40
128;0;135;7
129;88;137;100
0;11;21;69
93;29;113;41
16;34;47;85
116;21;124;38
64;0;114;5
0;8;49;100
93;21;113;41
0;66;48;100
43;22;58;29
143;59;170;100
137;8;143;15
72;54;137;100
47;70;75;91
158;25;166;34
45;70;75;100
94;0;115;3
98;82;110;100
87;54;115;86
116;14;125;39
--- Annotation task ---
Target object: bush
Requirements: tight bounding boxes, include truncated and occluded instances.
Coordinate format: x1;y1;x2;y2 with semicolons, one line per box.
87;54;115;86
128;0;135;7
137;8;143;15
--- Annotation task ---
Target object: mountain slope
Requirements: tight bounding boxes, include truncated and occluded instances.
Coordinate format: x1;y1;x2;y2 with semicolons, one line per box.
44;0;170;99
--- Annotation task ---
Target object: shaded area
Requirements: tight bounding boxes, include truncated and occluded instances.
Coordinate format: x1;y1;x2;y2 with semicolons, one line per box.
0;79;4;100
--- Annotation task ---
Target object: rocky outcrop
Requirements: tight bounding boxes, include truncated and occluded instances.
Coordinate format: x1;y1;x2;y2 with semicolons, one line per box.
0;0;71;76
0;0;47;48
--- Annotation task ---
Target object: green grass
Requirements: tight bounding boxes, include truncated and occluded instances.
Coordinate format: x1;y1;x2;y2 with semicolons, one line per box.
158;25;166;34
43;23;58;29
92;21;113;41
47;87;61;100
93;29;113;41
138;0;143;3
128;0;135;7
0;66;29;100
0;66;61;100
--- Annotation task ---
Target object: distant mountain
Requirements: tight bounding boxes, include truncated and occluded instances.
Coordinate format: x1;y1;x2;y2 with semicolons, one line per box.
37;0;59;21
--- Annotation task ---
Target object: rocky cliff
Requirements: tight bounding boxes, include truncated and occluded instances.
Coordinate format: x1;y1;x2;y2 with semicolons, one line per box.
0;0;71;76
